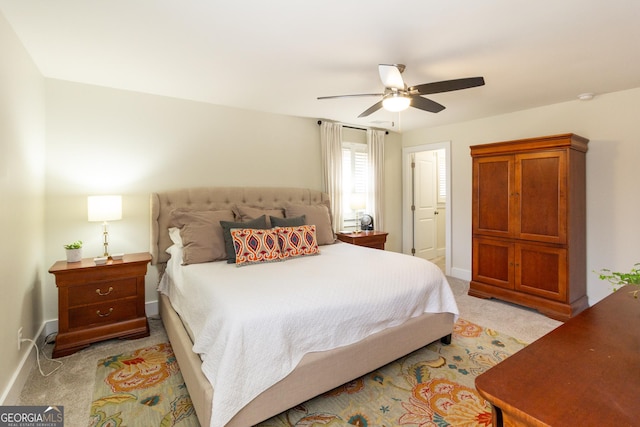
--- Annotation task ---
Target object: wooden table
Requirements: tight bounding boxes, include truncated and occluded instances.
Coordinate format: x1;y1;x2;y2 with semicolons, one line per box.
475;285;640;426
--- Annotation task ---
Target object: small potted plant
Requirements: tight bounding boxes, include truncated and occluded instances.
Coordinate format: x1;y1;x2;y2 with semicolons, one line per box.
64;240;83;263
595;262;640;298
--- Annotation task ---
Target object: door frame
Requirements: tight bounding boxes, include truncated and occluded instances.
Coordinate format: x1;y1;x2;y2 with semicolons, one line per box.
402;141;452;275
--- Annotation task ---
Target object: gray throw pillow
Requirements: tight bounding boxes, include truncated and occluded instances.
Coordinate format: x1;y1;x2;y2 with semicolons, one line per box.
270;215;306;227
220;215;268;263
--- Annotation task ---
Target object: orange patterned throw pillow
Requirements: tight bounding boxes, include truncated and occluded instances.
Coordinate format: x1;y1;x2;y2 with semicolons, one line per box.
276;225;320;259
231;228;282;266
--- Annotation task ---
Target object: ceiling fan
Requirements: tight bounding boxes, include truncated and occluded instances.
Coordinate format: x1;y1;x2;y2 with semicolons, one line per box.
318;64;485;117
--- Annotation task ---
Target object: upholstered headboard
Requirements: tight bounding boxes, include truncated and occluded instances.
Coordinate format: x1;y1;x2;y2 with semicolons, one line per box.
150;187;330;265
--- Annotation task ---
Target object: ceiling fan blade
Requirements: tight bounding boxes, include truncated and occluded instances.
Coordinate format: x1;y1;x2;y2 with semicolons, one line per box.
410;95;446;113
409;77;485;95
317;93;383;100
378;64;405;90
358;100;384;118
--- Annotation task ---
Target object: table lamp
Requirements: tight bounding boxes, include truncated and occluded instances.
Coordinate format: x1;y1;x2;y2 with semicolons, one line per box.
349;193;366;233
88;195;122;257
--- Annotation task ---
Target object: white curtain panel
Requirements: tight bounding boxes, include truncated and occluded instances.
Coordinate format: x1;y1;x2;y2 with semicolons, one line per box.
367;129;385;230
320;121;343;232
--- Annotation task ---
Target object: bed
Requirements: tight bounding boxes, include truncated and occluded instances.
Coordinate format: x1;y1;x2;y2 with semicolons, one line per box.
150;187;458;427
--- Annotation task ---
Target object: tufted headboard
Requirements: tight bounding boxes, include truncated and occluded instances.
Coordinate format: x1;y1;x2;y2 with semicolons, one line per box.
150;187;330;265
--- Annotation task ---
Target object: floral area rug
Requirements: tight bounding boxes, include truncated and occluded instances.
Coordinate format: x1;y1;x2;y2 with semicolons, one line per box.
258;319;527;427
89;320;526;427
89;342;199;427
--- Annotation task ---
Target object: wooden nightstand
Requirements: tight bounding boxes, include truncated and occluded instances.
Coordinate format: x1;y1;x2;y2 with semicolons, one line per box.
49;252;151;358
336;231;389;250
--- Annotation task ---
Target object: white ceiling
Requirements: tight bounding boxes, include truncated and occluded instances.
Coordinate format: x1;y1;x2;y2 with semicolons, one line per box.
2;0;640;132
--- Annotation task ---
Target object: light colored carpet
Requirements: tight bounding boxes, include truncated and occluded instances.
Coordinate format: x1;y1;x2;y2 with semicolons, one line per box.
17;277;561;427
446;276;561;344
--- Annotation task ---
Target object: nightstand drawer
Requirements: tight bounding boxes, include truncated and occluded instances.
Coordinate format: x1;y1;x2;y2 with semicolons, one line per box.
68;278;137;306
68;299;138;329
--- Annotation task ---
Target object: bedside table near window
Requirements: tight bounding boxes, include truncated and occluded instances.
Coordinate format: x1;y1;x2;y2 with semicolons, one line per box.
336;231;389;250
49;252;151;358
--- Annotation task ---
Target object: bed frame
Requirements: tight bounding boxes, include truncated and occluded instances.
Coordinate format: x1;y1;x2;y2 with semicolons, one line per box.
151;187;454;427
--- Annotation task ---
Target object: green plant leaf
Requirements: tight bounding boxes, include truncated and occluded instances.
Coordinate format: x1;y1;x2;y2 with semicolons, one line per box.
595;263;640;290
63;240;83;249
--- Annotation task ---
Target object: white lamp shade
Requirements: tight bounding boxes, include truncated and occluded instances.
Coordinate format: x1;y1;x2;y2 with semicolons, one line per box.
350;193;366;211
88;195;122;222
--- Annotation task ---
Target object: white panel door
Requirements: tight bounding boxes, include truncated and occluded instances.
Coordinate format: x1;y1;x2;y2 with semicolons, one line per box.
414;151;438;260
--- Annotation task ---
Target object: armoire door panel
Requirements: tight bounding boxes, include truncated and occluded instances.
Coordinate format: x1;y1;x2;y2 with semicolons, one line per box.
473;238;514;289
516;243;567;302
516;151;567;244
473;156;514;237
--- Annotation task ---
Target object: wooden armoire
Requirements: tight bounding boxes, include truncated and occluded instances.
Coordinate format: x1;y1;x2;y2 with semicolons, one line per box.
469;133;588;321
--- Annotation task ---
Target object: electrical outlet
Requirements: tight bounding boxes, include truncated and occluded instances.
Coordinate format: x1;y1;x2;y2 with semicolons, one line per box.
18;327;23;351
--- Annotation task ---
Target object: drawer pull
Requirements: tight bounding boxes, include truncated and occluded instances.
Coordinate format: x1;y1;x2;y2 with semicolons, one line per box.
96;287;114;296
96;308;114;317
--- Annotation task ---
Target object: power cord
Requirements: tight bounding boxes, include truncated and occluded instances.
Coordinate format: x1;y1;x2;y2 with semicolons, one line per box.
21;317;161;377
44;332;57;346
21;336;63;377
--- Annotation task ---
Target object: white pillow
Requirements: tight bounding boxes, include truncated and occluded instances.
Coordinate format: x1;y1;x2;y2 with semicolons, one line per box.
168;227;183;248
165;244;184;265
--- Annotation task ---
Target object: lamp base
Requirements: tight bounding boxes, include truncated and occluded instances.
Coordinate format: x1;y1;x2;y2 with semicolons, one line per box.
102;222;111;258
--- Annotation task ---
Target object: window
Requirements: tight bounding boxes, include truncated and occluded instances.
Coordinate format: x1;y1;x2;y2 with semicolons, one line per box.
342;142;368;230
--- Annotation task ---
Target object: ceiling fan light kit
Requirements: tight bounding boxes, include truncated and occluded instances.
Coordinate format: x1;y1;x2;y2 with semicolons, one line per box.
318;64;485;118
382;93;411;112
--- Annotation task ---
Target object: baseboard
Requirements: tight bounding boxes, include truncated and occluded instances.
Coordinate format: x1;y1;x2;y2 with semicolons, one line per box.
0;323;42;405
145;299;159;318
450;267;471;281
1;299;159;405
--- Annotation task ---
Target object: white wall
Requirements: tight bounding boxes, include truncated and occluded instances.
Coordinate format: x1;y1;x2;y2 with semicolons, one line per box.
403;87;640;305
0;13;46;402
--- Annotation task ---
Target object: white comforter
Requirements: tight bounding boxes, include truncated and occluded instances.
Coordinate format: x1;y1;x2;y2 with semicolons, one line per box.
158;242;458;427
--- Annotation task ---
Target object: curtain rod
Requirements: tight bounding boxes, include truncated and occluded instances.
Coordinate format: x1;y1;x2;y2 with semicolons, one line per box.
317;120;389;135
